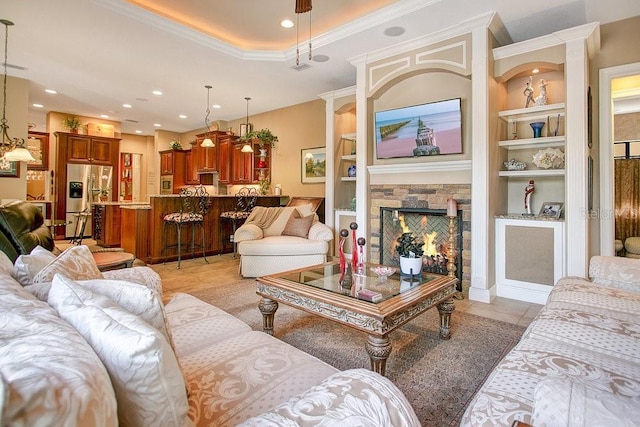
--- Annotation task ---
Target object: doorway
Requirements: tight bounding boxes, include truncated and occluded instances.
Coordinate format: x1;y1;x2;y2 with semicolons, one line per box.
599;62;640;255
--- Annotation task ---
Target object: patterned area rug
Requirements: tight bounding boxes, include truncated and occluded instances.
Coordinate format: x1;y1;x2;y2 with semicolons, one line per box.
189;279;525;427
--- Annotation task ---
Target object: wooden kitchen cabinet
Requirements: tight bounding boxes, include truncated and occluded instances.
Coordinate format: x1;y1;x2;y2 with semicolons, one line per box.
159;149;187;192
217;134;233;184
231;142;253;184
185;148;199;185
58;133;119;165
92;203;121;247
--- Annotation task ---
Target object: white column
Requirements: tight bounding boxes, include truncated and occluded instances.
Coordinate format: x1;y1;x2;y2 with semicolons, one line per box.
564;38;589;276
355;61;369;260
321;94;336;231
468;25;493;303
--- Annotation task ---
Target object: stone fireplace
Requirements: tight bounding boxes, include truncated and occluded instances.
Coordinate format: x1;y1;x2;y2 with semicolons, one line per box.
369;184;471;293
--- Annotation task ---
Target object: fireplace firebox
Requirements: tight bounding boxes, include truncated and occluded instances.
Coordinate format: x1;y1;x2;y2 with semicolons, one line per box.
379;207;462;290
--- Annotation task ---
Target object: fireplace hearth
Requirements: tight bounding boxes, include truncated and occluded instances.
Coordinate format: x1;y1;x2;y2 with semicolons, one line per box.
379;207;463;288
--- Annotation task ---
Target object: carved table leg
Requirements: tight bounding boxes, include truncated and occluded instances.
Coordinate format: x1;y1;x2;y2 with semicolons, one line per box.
437;298;455;340
258;297;279;336
365;334;392;376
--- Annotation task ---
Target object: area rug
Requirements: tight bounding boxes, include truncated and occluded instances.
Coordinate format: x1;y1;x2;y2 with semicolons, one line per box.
189;279;526;427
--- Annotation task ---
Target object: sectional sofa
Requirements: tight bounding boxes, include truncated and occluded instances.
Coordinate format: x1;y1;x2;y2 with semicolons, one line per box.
0;244;420;426
461;256;640;426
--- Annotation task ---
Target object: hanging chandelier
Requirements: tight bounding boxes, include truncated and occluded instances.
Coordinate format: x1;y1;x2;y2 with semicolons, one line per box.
241;97;253;153
295;0;312;66
201;85;215;148
0;19;35;168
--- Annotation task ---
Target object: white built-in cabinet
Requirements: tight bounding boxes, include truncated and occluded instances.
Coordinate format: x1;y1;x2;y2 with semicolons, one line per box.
492;23;600;302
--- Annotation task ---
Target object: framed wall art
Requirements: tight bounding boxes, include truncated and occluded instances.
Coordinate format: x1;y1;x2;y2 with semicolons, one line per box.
0;161;19;177
301;147;326;184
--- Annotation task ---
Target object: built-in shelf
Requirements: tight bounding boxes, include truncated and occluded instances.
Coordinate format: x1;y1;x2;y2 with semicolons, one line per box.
341;177;357;182
499;169;565;177
341;154;356;161
340;133;356;141
498;136;565;150
498;103;565;121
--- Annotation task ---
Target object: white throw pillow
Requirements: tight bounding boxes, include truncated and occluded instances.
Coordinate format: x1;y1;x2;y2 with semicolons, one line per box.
12;245;57;286
33;245;102;284
48;275;189;427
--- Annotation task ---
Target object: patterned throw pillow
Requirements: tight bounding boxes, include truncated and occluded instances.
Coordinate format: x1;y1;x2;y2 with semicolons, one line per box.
12;245;57;286
33;245;102;284
48;275;189;427
281;209;315;238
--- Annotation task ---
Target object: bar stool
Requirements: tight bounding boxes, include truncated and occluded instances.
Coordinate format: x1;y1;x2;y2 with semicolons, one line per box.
70;208;91;245
162;185;211;269
220;187;258;257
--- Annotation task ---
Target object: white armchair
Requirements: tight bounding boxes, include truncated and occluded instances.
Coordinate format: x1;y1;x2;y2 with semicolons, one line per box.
234;204;333;277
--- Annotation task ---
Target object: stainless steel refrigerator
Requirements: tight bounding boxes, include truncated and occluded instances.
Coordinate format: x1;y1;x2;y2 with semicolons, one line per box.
65;164;113;238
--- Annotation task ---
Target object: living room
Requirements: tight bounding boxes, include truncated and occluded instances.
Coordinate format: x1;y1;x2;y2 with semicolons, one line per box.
1;1;640;425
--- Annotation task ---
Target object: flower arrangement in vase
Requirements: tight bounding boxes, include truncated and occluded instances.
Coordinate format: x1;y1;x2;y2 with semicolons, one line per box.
169;140;182;150
241;128;278;148
62;116;82;133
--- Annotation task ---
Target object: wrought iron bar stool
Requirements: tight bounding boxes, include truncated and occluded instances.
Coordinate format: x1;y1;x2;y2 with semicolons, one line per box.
70;208;91;245
162;185;211;269
220;187;258;257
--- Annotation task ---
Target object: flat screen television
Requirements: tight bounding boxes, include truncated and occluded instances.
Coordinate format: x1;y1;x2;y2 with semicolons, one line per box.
374;98;462;159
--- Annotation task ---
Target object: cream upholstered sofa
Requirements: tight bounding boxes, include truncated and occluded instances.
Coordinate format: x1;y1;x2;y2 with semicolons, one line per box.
461;256;640;426
234;204;333;277
0;245;419;426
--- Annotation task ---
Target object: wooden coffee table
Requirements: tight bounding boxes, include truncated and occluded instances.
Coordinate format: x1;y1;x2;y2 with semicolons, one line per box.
256;261;457;375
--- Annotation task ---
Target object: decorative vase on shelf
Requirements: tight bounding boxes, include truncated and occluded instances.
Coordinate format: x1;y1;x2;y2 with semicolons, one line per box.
259;148;268;157
530;121;545;138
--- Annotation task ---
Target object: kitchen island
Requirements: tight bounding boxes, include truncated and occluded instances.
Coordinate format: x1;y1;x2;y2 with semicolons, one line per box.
118;195;283;264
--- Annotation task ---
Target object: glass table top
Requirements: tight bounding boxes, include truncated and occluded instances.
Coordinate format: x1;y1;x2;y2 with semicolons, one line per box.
278;262;439;304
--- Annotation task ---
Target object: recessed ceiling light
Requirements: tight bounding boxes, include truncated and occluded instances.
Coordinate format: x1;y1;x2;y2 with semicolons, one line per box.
152;90;163;96
135;130;142;134
212;104;221;109
281;19;294;28
383;26;405;37
179;114;187;119
32;103;43;108
45;89;57;94
154;123;161;127
100;114;109;119
532;68;540;74
312;54;329;63
123;103;132;108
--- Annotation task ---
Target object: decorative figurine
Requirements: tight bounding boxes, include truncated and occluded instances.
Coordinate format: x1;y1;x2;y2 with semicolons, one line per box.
524;77;535;108
524;180;535;216
350;222;358;271
338;229;349;279
534;79;548;106
356;237;366;274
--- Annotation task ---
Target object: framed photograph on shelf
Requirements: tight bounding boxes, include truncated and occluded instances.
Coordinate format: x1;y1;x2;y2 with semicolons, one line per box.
538;202;564;219
301;147;326;184
0;161;19;178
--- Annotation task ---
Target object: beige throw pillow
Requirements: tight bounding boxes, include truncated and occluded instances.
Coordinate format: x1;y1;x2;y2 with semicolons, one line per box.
12;245;57;286
48;275;189;427
33;245;102;284
282;210;315;238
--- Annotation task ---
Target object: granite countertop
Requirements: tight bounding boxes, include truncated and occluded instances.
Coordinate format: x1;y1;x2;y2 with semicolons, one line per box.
495;214;564;222
120;204;151;210
149;194;285;198
92;201;150;206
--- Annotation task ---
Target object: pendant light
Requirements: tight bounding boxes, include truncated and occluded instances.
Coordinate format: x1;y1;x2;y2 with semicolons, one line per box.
295;0;312;66
241;97;253;153
0;19;35;165
201;85;215;148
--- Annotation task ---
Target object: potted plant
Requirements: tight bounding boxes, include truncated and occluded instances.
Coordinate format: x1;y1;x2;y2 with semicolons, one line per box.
62;116;82;134
395;232;424;275
169;139;182;150
241;128;278;148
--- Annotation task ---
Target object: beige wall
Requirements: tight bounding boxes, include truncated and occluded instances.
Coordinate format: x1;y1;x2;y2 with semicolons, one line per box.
0;76;28;202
